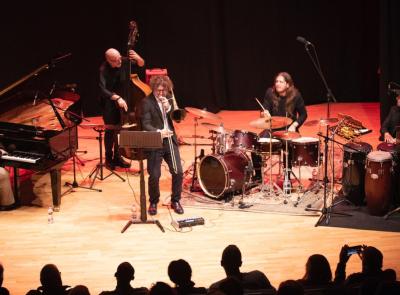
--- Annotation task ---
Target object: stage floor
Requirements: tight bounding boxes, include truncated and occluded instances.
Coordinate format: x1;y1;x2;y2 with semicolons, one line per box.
1;102;399;294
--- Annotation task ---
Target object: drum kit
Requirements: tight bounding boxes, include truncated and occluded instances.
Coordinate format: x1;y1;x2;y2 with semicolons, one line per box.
184;107;326;204
184;107;400;216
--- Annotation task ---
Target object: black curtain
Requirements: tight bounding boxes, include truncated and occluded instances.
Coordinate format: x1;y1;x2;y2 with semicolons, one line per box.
379;0;400;124
0;0;382;117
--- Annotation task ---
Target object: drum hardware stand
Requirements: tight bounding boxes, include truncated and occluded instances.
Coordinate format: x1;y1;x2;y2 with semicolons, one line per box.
87;127;125;190
235;162;254;209
306;129;352;226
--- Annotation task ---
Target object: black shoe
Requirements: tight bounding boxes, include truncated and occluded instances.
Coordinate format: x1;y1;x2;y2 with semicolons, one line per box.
113;157;130;168
105;160;116;170
148;203;157;215
0;202;19;211
171;201;184;214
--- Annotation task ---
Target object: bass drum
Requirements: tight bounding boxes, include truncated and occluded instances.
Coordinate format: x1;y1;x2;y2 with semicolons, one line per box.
198;149;251;199
341;142;372;205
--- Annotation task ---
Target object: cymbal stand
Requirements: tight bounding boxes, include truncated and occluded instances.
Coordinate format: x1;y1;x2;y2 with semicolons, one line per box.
305;127;351;226
259;120;283;198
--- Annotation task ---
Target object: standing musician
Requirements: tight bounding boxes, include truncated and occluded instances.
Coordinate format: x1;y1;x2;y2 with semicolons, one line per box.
253;72;308;180
99;48;145;170
139;75;184;215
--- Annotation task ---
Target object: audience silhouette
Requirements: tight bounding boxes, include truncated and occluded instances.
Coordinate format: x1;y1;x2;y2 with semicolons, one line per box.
334;245;396;287
297;254;333;288
99;262;148;295
26;264;70;295
0;263;10;295
148;282;174;295
277;280;303;295
69;285;91;295
167;259;206;294
209;244;275;292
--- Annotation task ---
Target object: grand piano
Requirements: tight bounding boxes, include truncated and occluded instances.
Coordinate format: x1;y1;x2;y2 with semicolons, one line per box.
0;62;79;211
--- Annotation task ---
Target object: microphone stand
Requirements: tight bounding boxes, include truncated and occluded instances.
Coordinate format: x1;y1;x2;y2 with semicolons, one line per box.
299;39;348;226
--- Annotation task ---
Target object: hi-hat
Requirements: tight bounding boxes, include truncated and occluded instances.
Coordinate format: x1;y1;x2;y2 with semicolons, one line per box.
303;118;338;126
201;122;233;133
249;116;291;129
185;107;221;121
272;130;301;140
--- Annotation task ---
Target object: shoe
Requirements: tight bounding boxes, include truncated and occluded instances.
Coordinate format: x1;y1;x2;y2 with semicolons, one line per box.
105;160;116;170
148;203;157;215
113;157;131;168
171;201;184;214
0;203;19;211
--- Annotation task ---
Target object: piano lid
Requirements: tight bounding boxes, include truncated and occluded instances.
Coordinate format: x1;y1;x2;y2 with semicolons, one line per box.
0;95;76;131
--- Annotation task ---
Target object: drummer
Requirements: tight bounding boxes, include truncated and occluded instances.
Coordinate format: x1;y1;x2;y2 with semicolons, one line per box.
253;72;308;181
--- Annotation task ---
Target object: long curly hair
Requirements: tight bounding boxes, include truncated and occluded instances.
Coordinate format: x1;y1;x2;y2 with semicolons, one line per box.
271;72;298;117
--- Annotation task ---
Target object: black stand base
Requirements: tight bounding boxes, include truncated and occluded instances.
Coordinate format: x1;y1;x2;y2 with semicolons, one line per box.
306;204;352;227
88;163;125;190
121;218;164;233
384;207;400;219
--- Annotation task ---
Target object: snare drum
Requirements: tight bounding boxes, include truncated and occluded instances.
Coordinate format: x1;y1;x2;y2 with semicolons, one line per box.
255;138;282;154
231;130;258;150
291;137;320;166
365;151;393;216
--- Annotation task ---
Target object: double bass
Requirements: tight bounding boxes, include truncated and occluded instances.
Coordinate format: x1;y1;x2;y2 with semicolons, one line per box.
119;20;152;159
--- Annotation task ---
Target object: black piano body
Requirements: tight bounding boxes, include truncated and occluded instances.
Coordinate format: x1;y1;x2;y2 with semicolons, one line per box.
0;72;79;210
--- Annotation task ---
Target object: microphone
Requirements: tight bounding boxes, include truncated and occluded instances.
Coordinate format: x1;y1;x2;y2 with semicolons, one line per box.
296;36;312;46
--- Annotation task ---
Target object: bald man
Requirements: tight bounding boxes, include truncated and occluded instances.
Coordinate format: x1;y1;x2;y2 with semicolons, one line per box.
99;48;145;170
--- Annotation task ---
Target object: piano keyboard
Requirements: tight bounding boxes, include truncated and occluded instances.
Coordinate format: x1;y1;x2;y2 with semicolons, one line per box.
1;151;43;164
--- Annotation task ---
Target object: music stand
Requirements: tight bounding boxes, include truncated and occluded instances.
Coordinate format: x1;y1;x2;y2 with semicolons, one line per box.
119;130;165;233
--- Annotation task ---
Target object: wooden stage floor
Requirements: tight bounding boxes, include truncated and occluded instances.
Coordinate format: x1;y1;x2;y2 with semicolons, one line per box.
1;102;399;294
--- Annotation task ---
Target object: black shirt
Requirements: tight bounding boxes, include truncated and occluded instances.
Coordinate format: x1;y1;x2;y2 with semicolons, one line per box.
380;105;400;138
262;87;307;127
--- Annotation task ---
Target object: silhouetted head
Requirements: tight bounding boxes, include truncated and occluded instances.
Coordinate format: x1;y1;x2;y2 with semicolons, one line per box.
277;280;304;295
40;264;62;289
221;245;242;272
362;246;383;274
115;262;135;284
0;263;4;287
68;285;90;295
167;259;192;286
303;254;332;284
149;281;174;295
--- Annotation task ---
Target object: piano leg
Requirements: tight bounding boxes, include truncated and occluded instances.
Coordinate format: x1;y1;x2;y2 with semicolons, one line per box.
50;168;61;211
13;167;20;205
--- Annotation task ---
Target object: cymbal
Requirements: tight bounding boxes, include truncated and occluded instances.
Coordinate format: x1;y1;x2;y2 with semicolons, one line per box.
201;122;233;133
272;131;301;140
249;116;291;129
303;118;338;126
185;107;221;121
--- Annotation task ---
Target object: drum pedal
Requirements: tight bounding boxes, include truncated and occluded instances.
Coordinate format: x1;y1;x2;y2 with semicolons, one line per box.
172;217;205;228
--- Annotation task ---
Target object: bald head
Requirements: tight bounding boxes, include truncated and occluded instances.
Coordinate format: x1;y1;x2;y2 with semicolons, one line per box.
105;48;122;68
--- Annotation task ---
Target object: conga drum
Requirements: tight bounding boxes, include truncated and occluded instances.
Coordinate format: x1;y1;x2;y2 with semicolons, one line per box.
378;142;400;206
341;142;372;205
365;151;393;216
